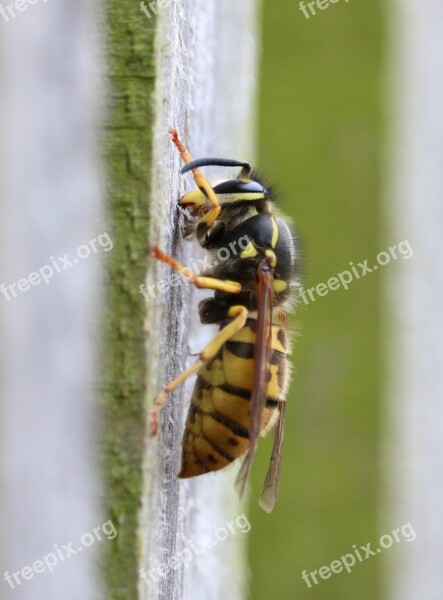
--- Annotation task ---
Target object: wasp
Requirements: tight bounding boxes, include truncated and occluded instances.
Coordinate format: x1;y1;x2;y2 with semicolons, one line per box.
150;129;300;512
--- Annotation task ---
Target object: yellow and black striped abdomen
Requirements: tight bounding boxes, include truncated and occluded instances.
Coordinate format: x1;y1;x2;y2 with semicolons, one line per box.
178;318;289;478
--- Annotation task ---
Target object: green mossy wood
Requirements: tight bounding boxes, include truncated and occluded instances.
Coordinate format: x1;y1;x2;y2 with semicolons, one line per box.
101;4;156;599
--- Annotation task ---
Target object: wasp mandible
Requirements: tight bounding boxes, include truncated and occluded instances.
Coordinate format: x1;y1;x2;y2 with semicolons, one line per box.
151;130;300;512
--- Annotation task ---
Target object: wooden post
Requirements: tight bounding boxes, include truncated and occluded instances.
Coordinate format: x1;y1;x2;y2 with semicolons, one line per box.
140;2;259;599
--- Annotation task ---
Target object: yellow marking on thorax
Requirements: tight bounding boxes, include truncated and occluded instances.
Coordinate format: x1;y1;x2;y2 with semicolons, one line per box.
271;218;279;248
265;249;277;268
273;280;287;293
241;241;258;259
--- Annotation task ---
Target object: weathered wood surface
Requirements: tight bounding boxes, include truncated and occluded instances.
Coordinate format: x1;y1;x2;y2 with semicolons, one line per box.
141;2;259;600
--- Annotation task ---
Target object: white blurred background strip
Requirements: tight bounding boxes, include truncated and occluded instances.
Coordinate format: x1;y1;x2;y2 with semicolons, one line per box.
386;1;443;598
0;2;102;599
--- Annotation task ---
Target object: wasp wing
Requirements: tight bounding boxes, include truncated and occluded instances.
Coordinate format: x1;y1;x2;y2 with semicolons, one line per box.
258;400;286;513
235;259;274;500
259;308;288;512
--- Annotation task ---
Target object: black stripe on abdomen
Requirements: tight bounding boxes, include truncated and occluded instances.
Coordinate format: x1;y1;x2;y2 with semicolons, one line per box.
210;410;250;439
218;382;251;400
225;341;255;359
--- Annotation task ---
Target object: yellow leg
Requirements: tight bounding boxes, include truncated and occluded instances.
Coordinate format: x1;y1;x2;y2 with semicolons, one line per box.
150;305;248;435
152;245;242;294
170;128;220;227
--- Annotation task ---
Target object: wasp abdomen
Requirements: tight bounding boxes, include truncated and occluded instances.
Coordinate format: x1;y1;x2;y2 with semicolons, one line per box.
178;318;288;478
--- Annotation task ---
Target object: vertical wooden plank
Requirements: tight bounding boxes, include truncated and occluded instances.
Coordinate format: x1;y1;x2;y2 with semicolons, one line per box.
141;2;258;599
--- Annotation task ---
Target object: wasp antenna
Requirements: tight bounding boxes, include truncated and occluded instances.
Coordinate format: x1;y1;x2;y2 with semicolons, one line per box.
181;158;251;175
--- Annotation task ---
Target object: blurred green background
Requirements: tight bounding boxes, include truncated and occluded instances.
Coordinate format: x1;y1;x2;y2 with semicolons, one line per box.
249;1;384;598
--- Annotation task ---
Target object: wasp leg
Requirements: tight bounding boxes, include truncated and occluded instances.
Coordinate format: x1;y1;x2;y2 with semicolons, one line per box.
150;305;248;436
170;128;220;227
152;245;241;294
